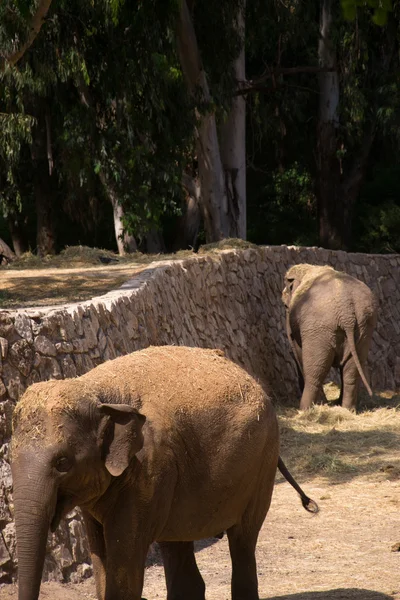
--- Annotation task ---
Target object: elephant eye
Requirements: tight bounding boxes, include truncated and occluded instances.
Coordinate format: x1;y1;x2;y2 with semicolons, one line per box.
55;457;73;473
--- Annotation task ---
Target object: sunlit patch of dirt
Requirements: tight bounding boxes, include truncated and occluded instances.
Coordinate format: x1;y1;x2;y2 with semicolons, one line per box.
0;264;148;308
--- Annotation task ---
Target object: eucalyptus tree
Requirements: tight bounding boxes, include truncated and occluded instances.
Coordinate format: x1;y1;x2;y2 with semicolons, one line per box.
176;0;247;243
317;0;399;249
0;0;194;255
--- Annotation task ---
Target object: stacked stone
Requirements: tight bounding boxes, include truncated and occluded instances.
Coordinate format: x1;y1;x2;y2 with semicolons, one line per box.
1;245;400;583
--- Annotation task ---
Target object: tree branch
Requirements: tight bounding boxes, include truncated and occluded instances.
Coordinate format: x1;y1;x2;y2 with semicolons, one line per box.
3;0;53;67
235;66;336;96
250;65;335;84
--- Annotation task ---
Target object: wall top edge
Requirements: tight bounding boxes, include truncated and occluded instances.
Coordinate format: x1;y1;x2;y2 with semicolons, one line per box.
2;244;399;318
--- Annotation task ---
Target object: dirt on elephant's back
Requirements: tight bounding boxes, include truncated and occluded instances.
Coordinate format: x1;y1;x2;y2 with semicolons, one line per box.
1;475;400;600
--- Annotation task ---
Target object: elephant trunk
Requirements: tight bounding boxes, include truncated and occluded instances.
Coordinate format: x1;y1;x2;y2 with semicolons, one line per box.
12;464;57;600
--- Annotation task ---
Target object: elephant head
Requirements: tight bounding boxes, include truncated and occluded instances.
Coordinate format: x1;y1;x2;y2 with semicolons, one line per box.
281;263;334;308
10;378;145;600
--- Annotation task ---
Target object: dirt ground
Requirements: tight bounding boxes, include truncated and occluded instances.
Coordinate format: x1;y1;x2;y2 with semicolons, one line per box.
0;263;151;309
0;241;252;309
1;398;400;600
0;246;155;309
1;477;399;600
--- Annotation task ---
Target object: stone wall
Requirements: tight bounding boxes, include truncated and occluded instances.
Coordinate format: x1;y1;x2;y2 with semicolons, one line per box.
1;244;399;582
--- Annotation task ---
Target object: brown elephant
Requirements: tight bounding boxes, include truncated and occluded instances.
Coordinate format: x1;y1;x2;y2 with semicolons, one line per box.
282;264;378;411
10;345;316;600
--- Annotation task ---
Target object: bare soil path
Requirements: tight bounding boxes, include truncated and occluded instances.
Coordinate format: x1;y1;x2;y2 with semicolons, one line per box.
0;246;157;309
0;241;250;309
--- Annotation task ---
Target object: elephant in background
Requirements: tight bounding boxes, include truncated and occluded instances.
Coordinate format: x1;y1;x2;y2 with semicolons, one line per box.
282;264;378;411
10;345;316;600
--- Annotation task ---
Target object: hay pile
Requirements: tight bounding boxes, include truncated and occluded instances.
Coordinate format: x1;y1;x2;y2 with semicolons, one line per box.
278;394;400;479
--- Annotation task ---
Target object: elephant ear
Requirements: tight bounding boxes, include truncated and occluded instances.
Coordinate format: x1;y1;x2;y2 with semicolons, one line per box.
98;404;146;477
285;277;301;304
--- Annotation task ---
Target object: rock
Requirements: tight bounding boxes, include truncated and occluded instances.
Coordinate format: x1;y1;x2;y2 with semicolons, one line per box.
9;340;34;377
0;532;11;567
60;355;77;379
26;370;41;386
34;335;57;357
38;357;62;380
0;315;13;338
0;338;8;360
69;562;92;583
14;314;33;343
55;341;74;354
2;364;25;401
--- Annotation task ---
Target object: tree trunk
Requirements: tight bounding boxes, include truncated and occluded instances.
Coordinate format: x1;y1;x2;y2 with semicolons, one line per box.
173;173;201;250
219;2;246;240
112;200;138;255
99;172;137;255
0;234;16;263
7;215;26;257
340;126;377;245
35;172;56;257
73;77;137;255
316;0;343;249
176;0;229;243
31;113;56;257
316;1;389;250
145;228;166;254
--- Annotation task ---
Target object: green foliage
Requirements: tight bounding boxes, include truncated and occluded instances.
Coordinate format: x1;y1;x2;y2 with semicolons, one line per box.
354;166;400;253
0;0;195;248
341;0;393;25
0;0;399;255
248;163;317;247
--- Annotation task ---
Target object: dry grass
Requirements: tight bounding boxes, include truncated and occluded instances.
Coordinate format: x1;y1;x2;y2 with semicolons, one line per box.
277;385;400;482
0;265;146;308
197;238;259;253
0;242;249;309
0;246;195;309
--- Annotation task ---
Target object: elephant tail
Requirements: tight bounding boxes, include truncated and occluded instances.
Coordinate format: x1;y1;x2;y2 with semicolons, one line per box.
345;327;373;397
278;457;319;514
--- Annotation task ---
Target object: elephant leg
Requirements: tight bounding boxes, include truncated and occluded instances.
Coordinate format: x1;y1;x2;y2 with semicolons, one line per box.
83;511;106;600
300;342;335;410
227;524;259;600
103;538;148;600
341;357;363;410
103;515;149;600
341;339;370;410
338;367;344;405
159;541;206;600
292;340;305;392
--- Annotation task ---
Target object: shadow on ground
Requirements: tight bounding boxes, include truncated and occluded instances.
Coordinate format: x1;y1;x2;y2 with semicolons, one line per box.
265;589;394;600
146;538;220;567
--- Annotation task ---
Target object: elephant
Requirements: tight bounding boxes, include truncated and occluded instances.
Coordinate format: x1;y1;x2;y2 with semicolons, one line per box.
282;263;378;411
10;345;317;600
